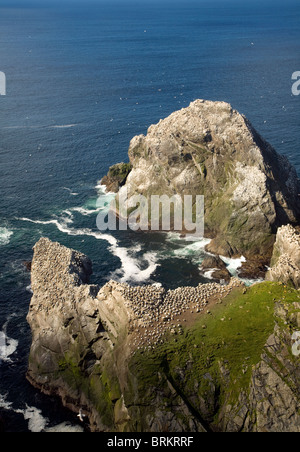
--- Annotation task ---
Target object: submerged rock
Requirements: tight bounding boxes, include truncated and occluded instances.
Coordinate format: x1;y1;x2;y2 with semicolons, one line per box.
105;100;300;259
23;261;32;272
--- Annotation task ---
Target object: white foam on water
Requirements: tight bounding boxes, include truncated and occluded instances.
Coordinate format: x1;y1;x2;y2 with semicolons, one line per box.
0;393;13;411
0;333;18;363
26;284;33;294
70;206;104;216
22;406;48;433
220;255;247;277
18;216;158;284
95;183;116;197
219;255;261;286
203;269;219;280
166;231;211;244
0;395;45;432
3;124;78;130
62;187;79;196
0;393;82;433
16;405;77;433
44;422;84;433
50;124;77;129
61;188;115;217
0;320;18;364
95;183;107;191
18;214;77;237
240;277;264;287
164;235;212;270
0;227;13;246
19;213;261;287
172;239;211;258
110;248;159;283
166;234;261;286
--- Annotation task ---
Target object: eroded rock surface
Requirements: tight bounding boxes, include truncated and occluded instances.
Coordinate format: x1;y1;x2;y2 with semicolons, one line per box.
102;100;300;258
27;238;300;432
266;225;300;288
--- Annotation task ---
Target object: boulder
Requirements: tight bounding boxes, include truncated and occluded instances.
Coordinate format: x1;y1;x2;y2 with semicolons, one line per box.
201;255;231;282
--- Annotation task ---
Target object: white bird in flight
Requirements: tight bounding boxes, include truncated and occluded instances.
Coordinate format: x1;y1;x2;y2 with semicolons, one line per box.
77;409;86;423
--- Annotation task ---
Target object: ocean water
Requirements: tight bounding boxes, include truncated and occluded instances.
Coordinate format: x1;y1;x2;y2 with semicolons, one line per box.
0;0;299;432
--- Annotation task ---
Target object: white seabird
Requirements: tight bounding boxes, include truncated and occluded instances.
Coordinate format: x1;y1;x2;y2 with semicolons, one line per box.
77;409;86;423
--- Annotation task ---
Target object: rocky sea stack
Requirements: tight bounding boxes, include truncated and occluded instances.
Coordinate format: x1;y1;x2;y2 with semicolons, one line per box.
102;100;300;260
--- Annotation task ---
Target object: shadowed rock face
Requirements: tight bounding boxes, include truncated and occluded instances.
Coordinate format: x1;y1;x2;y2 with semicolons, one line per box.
27;238;300;432
102;100;300;258
200;255;231;282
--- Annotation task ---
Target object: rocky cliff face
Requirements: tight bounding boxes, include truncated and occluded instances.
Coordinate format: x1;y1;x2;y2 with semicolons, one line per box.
27;238;300;432
266;225;300;288
27;238;134;431
102;100;300;258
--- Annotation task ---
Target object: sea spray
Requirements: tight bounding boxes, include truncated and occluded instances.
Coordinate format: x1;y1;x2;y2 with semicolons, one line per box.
0;320;18;364
18;216;159;284
0;227;13;246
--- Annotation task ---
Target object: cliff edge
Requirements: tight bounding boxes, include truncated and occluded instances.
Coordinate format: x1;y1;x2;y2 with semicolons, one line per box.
27;238;300;432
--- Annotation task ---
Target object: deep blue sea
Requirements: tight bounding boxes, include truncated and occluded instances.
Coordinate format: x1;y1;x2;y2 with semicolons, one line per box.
0;0;299;432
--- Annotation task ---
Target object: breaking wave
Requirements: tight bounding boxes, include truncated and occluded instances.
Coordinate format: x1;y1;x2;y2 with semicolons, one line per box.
0;319;18;364
0;227;13;246
220;255;247;276
18;213;159;284
0;393;83;432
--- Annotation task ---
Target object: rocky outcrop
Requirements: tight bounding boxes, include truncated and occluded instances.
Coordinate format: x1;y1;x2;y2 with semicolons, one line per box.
102;100;300;258
218;301;300;432
27;238;300;432
26;238;232;431
200;255;231;282
101;163;132;193
27;238;140;431
266;225;300;288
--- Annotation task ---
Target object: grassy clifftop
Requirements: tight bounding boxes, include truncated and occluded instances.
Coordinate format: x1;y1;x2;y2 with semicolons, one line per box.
125;282;300;432
27;240;300;432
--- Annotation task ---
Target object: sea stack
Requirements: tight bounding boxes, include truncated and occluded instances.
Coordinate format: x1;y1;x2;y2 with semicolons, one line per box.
102;100;300;259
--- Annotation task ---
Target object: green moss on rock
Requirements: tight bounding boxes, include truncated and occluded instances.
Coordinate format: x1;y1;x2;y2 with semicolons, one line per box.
128;282;300;430
101;162;132;192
